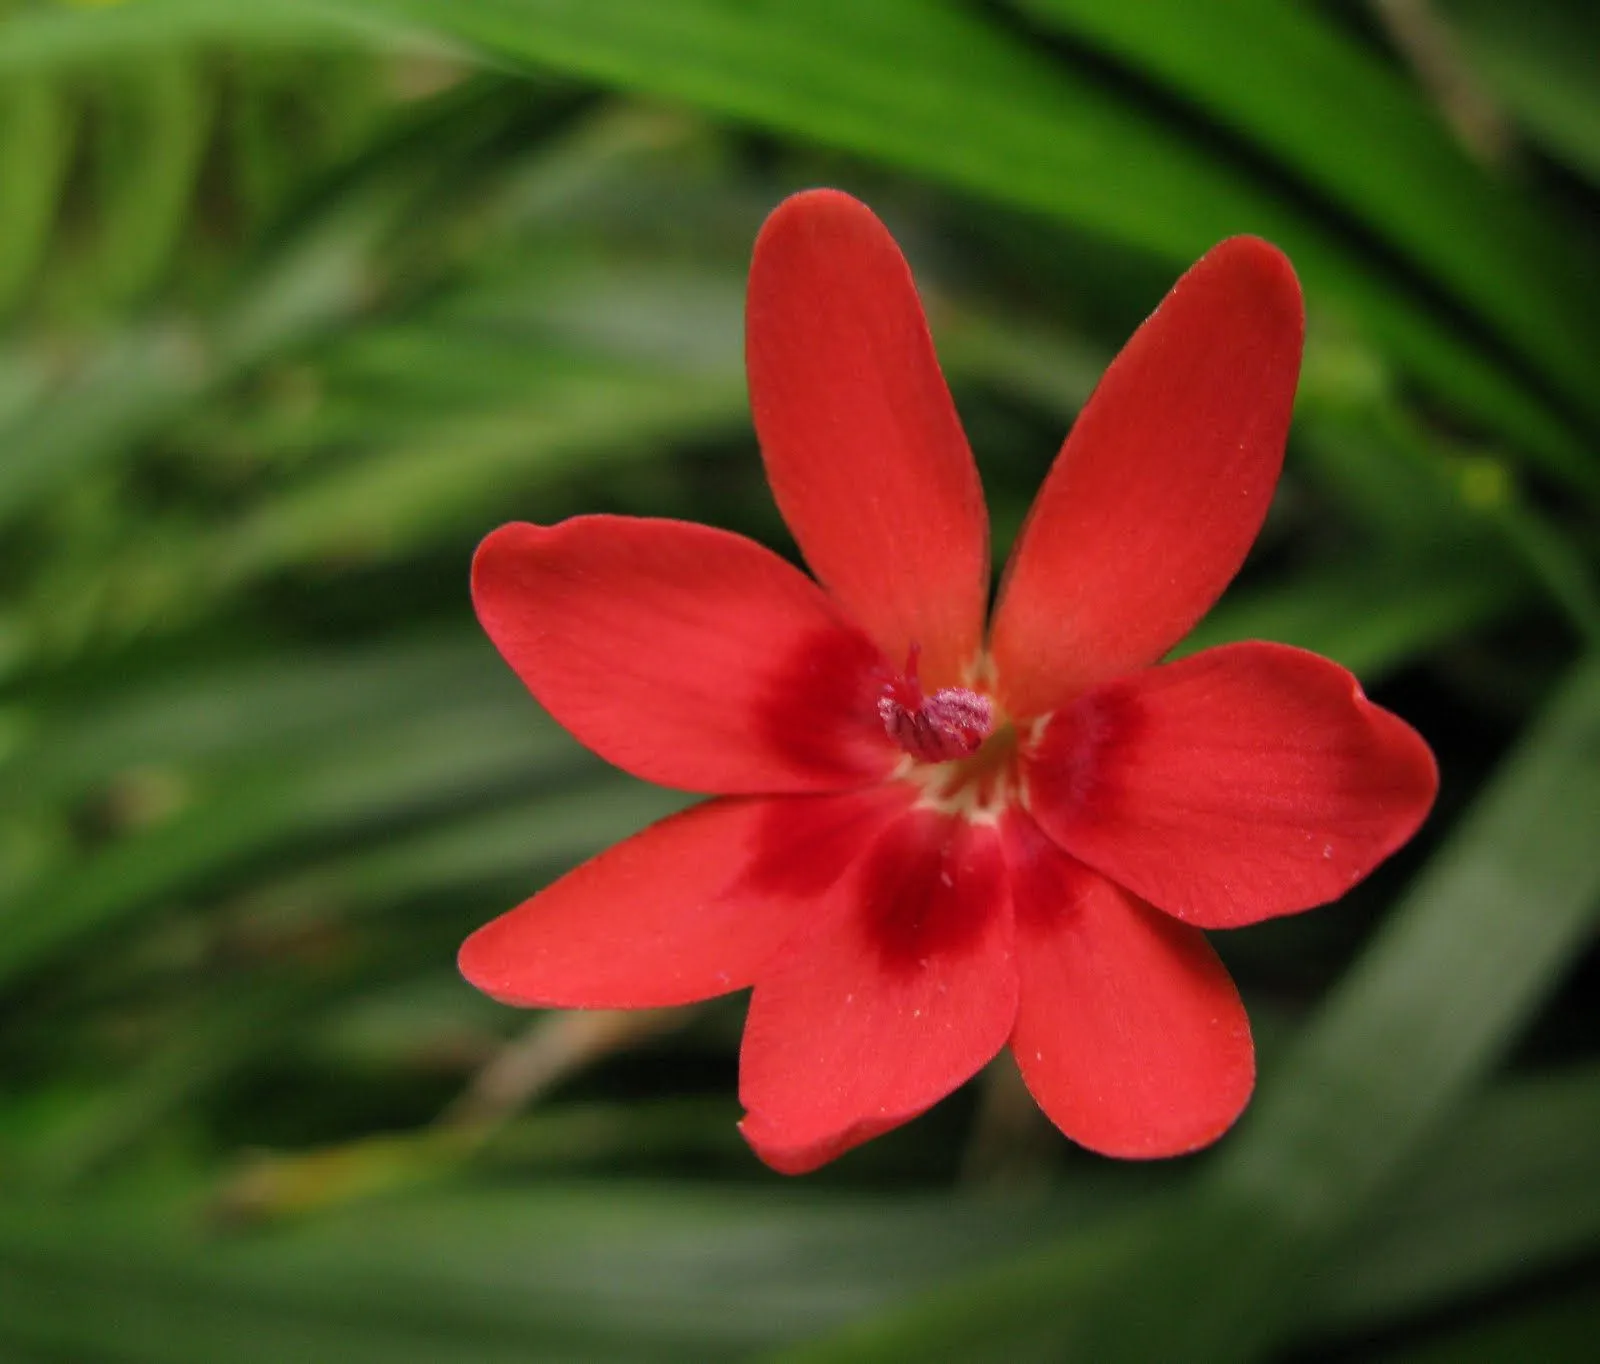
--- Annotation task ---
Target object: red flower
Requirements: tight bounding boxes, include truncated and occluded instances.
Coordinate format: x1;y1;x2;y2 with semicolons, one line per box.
461;190;1437;1174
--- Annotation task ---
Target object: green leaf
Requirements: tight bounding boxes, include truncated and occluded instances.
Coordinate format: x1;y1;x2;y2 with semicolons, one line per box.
70;52;211;311
0;74;72;314
1317;1064;1600;1336
1371;1285;1600;1364
0;0;400;66
234;779;688;920
297;0;1596;489
1445;0;1600;185
6;1058;1600;1364
1;635;495;806
1178;556;1526;681
1010;0;1600;432
0;665;593;988
0;1185;1071;1363
217;368;746;576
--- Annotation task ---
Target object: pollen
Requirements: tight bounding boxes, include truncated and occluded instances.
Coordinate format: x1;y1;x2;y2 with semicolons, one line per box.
879;684;993;762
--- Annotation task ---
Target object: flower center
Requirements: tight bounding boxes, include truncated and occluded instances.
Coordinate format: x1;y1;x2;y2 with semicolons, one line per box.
878;646;994;763
877;647;1029;822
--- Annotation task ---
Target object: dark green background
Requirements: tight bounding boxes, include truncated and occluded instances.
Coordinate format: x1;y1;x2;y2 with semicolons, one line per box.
1;1;1597;1359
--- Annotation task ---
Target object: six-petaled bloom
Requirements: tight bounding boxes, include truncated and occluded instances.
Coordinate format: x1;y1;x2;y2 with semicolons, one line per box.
461;189;1438;1174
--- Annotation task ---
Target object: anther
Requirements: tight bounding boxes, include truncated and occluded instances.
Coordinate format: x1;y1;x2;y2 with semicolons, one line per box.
879;646;994;763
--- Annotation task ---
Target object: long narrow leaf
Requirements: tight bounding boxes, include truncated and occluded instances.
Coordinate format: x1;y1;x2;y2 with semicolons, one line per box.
303;0;1596;488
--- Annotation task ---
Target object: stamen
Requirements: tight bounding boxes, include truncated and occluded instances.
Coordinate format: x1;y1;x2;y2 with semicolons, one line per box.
879;646;994;762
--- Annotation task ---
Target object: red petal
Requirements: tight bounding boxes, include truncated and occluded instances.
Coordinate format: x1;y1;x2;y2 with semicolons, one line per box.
1025;643;1439;928
746;189;989;690
1003;812;1253;1158
459;786;914;1009
990;237;1304;719
738;809;1016;1173
473;517;898;794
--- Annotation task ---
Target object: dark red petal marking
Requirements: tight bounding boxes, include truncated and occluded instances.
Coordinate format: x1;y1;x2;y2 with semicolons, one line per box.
991;236;1304;719
1025;642;1438;928
738;808;1017;1174
1002;812;1254;1158
473;517;897;796
747;189;989;691
459;785;914;1009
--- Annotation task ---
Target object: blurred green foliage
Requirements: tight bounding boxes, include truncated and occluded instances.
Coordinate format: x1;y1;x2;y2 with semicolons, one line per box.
0;0;1596;1359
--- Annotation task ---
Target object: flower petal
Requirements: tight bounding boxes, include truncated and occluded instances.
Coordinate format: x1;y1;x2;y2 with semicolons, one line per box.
1003;812;1253;1158
738;809;1016;1173
990;237;1304;718
459;786;914;1008
746;189;989;690
473;517;898;794
1025;642;1439;928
